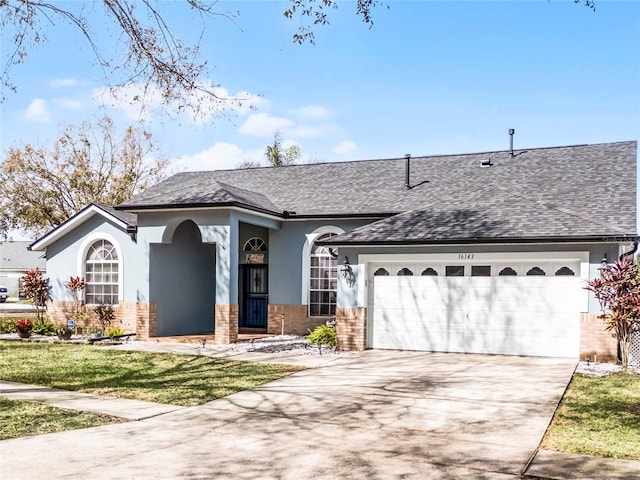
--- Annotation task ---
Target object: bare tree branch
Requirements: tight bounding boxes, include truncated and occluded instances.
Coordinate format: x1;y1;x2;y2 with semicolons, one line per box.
0;116;167;238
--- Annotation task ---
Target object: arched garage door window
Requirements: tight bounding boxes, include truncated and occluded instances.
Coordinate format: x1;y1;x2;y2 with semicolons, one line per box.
85;240;119;305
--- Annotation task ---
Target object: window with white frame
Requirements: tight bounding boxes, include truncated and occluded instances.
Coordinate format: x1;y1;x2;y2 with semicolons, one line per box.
309;233;337;316
85;239;119;305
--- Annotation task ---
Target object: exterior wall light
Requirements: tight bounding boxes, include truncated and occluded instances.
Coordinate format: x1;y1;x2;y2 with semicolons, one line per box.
341;257;352;279
599;254;608;272
340;256;356;288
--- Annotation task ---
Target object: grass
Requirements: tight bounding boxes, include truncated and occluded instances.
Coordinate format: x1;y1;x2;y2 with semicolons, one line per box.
0;341;304;406
0;397;125;440
541;372;640;460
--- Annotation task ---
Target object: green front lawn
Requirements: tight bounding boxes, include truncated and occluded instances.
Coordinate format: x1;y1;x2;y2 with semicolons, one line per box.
541;372;640;460
0;397;125;440
0;341;304;406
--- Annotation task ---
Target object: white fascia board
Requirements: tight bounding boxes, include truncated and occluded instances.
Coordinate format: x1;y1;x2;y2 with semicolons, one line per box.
30;205;128;251
124;206;282;222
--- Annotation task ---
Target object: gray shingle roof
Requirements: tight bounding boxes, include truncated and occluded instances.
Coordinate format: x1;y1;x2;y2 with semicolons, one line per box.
0;241;46;270
95;204;137;227
119;141;637;240
119;176;284;215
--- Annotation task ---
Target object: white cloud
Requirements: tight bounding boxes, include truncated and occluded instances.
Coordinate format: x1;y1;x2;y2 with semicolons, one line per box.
239;112;338;139
290;105;332;120
172;142;263;172
92;84;162;122
331;140;357;155
286;123;337;138
50;78;78;88
53;98;83;109
187;85;264;123
92;82;262;123
24;98;51;123
281;138;300;150
239;113;294;137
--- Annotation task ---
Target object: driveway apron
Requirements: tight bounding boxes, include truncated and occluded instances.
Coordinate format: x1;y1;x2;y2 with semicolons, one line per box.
0;350;575;479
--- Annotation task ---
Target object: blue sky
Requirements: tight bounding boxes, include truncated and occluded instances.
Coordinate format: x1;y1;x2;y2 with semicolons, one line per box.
1;0;638;174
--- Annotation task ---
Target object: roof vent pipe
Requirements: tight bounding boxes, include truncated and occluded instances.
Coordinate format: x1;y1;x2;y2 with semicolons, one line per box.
405;154;411;189
509;128;515;157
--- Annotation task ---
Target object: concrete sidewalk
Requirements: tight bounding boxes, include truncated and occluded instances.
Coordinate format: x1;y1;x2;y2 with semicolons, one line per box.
0;380;184;420
526;449;640;479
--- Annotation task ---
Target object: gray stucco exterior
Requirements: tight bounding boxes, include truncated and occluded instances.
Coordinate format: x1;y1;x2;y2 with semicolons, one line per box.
43;213;137;303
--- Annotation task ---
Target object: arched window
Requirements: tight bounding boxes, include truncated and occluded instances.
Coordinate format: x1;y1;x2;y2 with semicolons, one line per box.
243;237;267;264
555;266;575;276
421;267;438;276
85;239;119;305
498;267;518;276
397;267;414;276
243;237;267;252
526;266;546;276
309;233;337;316
374;268;389;276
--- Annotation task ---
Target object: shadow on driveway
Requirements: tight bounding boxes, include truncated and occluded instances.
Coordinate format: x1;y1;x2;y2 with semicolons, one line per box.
1;350;575;480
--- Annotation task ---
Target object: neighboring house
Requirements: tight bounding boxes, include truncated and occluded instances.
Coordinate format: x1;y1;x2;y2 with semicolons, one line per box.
31;140;638;360
0;240;46;299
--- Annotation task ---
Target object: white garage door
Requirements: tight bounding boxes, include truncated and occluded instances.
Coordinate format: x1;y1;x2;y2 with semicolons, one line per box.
368;258;587;358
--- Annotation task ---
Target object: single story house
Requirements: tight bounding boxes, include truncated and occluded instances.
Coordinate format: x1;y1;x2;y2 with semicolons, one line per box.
0;240;46;299
31;140;638;360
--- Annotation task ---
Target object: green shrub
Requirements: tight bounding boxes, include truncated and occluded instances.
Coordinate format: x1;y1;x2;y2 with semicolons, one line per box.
306;325;337;347
93;305;115;334
1;318;17;333
105;326;125;337
32;319;56;336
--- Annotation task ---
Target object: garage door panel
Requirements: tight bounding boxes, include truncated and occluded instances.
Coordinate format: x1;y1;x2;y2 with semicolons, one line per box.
369;271;582;357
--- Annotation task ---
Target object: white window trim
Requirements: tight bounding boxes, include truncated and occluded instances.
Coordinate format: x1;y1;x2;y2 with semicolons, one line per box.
300;225;345;307
76;232;124;304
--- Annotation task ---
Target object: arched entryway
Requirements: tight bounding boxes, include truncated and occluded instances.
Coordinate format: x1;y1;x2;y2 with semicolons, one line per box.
150;220;216;336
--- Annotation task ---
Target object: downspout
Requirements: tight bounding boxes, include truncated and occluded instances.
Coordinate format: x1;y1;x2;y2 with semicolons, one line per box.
618;241;639;261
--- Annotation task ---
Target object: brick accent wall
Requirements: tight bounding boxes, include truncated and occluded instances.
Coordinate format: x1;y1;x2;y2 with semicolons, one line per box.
46;300;145;336
116;302;138;333
267;304;327;336
47;301;75;326
336;307;367;351
580;312;618;362
215;304;238;344
136;302;157;340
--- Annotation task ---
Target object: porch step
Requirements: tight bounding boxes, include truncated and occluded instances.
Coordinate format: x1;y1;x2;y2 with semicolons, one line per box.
149;334;215;344
149;333;274;344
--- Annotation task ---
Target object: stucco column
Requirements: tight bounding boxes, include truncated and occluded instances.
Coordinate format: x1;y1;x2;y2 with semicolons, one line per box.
201;223;239;344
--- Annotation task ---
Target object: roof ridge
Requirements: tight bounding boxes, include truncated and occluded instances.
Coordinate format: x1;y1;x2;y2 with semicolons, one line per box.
169;140;637;175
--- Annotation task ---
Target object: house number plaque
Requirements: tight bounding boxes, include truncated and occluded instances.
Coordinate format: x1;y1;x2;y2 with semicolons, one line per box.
246;253;265;264
457;253;475;260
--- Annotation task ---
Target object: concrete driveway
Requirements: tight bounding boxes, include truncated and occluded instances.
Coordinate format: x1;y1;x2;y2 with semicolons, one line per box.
0;302;38;314
1;350;575;479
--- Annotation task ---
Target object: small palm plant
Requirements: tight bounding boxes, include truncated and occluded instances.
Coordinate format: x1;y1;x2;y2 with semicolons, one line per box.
20;268;51;323
94;304;115;336
65;276;88;333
